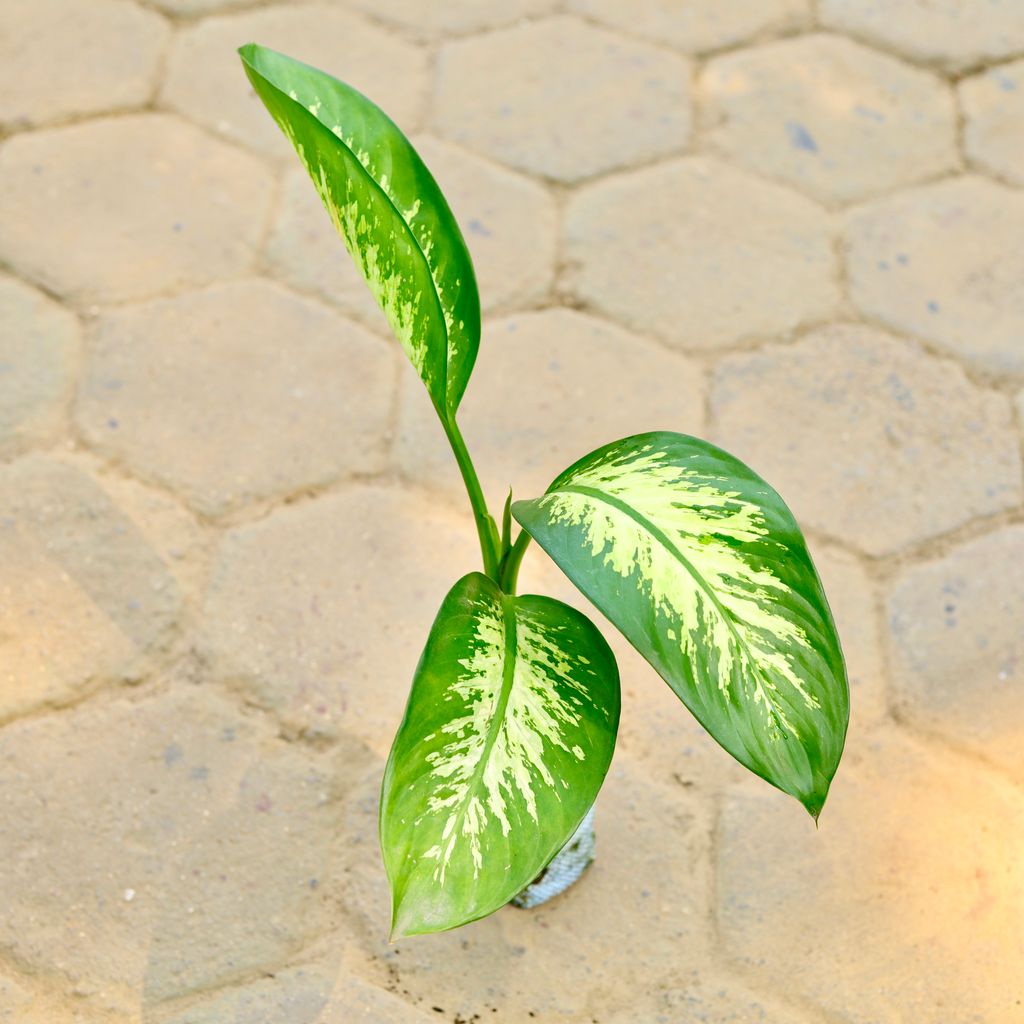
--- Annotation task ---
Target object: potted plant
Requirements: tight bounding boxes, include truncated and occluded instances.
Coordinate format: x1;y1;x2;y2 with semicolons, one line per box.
239;44;849;939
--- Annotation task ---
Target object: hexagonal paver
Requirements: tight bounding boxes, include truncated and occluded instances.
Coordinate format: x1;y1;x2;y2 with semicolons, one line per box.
0;971;90;1024
717;730;1024;1023
0;276;79;457
266;136;557;326
341;757;712;1021
699;34;957;205
0;455;199;722
887;525;1024;782
347;0;557;38
812;543;886;727
601;968;821;1024
199;485;479;752
393;309;706;506
568;0;810;53
0;114;273;305
434;16;692;183
162;5;428;160
158;964;435;1024
0;974;30;1022
960;59;1024;188
0;0;168;130
75;280;394;518
820;0;1024;72
710;324;1022;556
846;176;1024;377
565;157;839;350
0;686;372;1009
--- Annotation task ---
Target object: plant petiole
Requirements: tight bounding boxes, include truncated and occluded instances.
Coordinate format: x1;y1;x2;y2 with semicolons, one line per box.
440;413;502;581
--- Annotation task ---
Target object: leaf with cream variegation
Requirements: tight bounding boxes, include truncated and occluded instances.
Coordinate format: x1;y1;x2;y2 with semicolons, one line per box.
237;43;851;934
380;572;619;937
512;432;848;818
239;43;480;415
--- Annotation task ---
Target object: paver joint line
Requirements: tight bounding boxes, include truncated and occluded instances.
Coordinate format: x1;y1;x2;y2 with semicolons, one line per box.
0;0;1022;1020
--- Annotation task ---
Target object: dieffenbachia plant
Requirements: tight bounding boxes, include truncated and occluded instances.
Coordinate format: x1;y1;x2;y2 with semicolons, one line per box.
240;44;850;939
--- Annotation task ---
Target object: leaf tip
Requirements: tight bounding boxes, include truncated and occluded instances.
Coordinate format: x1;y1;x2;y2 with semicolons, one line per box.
388;879;443;940
389;898;435;941
800;788;828;825
388;900;410;942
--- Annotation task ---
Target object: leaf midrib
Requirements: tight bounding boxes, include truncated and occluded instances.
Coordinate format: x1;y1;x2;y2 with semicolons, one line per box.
441;593;519;852
477;594;518;779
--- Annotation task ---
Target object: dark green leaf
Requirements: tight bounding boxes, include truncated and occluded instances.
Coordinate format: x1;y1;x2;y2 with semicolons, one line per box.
512;432;848;818
380;572;619;937
239;43;480;414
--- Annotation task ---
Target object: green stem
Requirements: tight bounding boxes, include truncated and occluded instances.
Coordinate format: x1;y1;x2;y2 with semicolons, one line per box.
441;414;500;580
499;529;532;594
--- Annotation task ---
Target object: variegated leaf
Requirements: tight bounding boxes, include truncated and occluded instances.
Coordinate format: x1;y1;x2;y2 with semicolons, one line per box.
512;433;848;818
239;44;480;414
380;572;619;937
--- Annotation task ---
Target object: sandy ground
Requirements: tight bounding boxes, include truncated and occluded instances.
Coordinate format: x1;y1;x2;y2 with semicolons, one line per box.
1;0;1023;1021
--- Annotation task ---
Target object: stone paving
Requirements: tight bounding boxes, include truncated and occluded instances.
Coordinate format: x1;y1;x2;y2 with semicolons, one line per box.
0;1;1022;1021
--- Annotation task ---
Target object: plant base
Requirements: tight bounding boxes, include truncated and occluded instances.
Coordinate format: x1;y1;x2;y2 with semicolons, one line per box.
511;806;596;909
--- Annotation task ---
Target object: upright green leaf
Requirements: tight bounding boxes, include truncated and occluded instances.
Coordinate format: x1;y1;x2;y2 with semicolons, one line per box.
381;573;619;937
239;43;480;414
512;433;848;818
